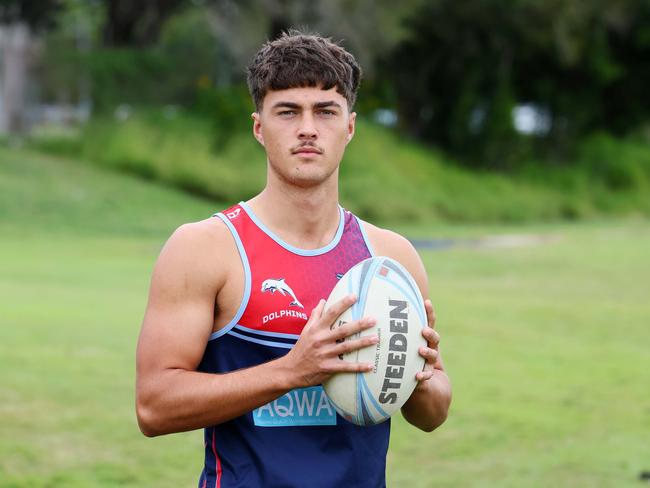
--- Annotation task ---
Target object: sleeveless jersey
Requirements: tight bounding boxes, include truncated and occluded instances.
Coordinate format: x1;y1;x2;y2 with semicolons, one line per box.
197;201;390;488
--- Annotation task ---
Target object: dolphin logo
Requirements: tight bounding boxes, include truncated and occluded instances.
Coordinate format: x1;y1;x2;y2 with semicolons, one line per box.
261;278;304;308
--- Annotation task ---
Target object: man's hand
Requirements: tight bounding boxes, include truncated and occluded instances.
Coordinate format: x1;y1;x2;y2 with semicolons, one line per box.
354;222;451;431
282;294;379;388
415;299;441;383
401;297;451;431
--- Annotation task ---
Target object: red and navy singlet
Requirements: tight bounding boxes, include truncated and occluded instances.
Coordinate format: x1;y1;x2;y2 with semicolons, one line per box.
197;201;390;488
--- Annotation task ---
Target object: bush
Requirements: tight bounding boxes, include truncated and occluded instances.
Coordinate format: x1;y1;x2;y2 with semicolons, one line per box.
578;133;650;191
193;85;254;150
27;109;650;224
39;7;221;112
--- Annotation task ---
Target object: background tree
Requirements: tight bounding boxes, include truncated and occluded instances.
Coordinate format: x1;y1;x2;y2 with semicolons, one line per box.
203;0;425;85
102;0;188;47
386;0;650;168
0;0;63;29
0;0;63;134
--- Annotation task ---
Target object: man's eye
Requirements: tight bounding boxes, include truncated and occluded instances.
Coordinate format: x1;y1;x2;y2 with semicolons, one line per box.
318;110;336;116
278;110;296;116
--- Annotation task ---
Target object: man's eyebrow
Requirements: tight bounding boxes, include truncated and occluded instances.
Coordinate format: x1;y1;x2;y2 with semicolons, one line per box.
271;101;301;110
270;101;343;110
313;101;342;109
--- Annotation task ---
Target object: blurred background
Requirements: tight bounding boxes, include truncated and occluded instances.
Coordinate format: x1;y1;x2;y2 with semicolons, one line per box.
1;1;648;487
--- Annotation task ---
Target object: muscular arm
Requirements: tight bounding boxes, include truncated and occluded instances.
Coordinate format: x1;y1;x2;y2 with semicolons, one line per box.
136;220;376;437
363;223;452;432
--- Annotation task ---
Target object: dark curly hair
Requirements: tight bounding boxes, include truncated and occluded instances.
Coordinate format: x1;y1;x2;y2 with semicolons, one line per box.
247;30;362;112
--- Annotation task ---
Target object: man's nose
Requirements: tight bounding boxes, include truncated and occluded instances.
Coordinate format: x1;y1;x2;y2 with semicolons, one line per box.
297;113;318;139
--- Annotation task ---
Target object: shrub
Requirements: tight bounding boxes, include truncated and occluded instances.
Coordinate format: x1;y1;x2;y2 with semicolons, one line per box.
578;133;650;191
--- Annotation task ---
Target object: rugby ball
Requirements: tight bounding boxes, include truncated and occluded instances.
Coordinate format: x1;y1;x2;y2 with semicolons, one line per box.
323;256;427;426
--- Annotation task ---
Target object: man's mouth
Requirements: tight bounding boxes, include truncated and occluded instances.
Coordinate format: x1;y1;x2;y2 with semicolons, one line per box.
292;146;322;155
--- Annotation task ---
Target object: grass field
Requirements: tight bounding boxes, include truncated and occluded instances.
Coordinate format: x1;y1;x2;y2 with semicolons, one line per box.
1;147;649;487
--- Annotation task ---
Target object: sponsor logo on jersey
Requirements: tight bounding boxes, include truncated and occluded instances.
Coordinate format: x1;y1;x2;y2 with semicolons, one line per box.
261;278;304;308
262;309;309;324
253;386;337;427
226;208;241;219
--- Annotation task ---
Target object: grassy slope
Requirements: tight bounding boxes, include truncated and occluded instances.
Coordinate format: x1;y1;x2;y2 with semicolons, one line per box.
32;110;650;225
1;147;648;487
0;143;217;237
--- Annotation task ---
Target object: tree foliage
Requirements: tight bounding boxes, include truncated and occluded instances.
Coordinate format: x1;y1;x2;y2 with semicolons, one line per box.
386;0;650;167
17;0;650;170
0;0;63;30
203;0;425;82
101;0;188;47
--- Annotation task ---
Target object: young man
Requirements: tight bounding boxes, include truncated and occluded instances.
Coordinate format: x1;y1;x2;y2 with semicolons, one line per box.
136;31;451;487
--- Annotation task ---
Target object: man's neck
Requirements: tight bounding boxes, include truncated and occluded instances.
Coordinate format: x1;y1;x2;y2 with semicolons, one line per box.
246;176;341;250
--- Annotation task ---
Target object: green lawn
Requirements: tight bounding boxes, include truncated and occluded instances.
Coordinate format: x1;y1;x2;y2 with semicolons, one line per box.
1;147;648;487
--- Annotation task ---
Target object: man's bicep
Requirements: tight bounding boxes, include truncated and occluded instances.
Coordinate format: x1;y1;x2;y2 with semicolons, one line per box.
391;239;429;300
137;224;223;374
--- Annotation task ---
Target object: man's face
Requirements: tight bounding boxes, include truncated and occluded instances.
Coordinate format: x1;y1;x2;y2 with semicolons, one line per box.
252;86;356;188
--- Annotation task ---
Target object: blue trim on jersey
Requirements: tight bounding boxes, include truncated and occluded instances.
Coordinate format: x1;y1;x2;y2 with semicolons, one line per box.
239;201;345;256
231;326;296;346
209;213;252;341
228;330;294;349
356;217;375;257
234;324;301;340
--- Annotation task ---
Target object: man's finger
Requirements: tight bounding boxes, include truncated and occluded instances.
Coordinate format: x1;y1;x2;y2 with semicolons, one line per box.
303;299;326;331
311;299;326;320
322;294;357;326
422;327;440;347
325;360;374;374
332;334;379;357
424;299;436;327
331;317;376;341
415;370;434;382
418;346;439;363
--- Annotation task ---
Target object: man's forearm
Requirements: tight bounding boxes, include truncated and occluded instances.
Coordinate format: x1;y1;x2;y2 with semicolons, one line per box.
136;356;297;436
401;370;452;432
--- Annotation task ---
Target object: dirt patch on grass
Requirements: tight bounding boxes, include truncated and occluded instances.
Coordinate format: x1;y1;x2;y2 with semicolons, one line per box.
410;233;561;250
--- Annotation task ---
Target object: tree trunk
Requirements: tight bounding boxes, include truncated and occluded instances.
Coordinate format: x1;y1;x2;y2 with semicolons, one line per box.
0;21;30;135
268;0;290;40
103;0;186;47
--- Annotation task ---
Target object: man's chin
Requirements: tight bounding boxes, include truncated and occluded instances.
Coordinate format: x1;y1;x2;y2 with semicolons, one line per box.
268;159;339;189
287;174;328;189
287;167;337;189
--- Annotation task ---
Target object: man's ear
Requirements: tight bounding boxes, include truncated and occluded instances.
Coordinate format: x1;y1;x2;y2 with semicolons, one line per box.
252;112;264;146
346;111;357;144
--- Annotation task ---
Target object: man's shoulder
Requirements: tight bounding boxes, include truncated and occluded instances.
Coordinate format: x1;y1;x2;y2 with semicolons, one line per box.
171;216;230;245
358;219;428;293
156;216;238;278
358;220;416;257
